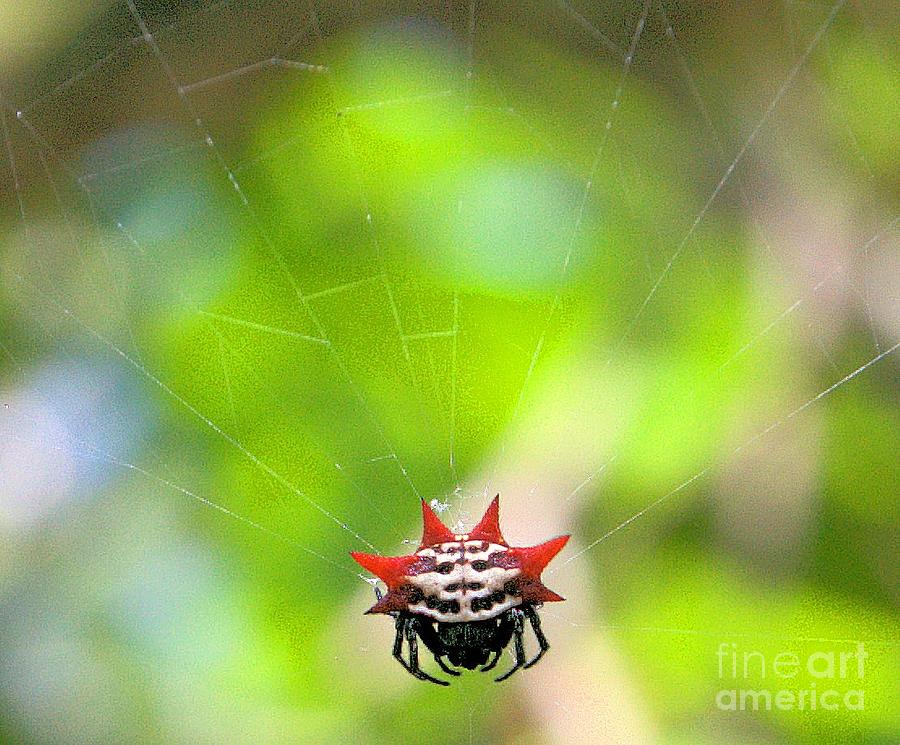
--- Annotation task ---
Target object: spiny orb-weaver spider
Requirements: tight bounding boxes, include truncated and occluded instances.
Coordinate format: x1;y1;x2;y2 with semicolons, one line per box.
351;495;569;685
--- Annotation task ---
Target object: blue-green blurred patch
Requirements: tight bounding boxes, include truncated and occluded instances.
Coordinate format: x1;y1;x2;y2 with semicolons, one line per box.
413;161;588;294
80;125;238;313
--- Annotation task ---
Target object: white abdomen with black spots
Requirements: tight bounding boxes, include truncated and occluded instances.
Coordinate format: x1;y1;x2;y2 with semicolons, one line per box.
406;539;522;623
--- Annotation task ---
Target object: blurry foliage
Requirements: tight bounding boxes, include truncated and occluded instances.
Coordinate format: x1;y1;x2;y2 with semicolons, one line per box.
0;1;897;744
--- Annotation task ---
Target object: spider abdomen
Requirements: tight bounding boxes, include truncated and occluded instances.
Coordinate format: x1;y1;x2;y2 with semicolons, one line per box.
405;539;523;622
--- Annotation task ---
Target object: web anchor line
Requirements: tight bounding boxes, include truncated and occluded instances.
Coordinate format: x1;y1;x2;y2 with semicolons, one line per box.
542;609;899;647
717;216;897;372
554;341;899;571
0;423;372;583
560;216;897;509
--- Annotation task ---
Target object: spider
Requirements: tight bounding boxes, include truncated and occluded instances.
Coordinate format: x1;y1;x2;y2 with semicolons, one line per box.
351;495;569;685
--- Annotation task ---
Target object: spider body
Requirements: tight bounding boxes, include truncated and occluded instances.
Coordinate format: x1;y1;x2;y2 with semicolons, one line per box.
351;496;569;685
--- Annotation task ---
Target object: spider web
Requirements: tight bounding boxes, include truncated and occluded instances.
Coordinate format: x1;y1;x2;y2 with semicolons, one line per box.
0;1;897;743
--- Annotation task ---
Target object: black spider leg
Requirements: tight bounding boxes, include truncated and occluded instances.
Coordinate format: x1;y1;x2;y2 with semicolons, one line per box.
404;616;450;686
373;585;452;683
415;619;461;677
495;608;527;682
480;647;503;672
392;614;449;686
522;604;550;669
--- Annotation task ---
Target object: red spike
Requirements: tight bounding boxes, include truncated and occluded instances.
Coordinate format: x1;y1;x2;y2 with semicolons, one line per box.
468;494;505;544
507;534;570;605
533;586;565;602
519;581;565;604
349;552;416;587
510;534;570;578
419;499;455;547
365;589;409;615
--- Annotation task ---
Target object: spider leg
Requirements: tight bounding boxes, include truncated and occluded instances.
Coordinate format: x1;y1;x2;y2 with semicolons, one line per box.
414;617;461;677
480;649;502;672
392;615;415;674
434;655;462;676
392;616;443;684
522;604;550;669
404;618;450;686
495;608;527;682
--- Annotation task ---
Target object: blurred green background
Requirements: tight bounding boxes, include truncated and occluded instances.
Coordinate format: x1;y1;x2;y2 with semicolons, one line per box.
0;1;897;743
